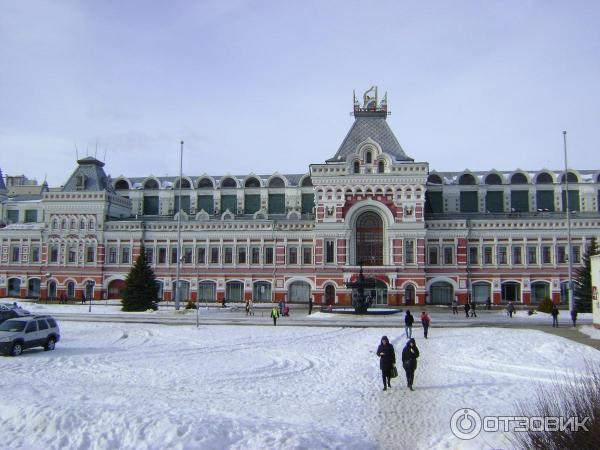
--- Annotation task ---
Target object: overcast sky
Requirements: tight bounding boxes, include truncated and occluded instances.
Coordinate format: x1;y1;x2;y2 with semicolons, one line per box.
1;1;599;186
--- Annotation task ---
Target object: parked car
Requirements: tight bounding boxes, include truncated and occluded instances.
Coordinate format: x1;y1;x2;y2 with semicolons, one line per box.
0;315;61;356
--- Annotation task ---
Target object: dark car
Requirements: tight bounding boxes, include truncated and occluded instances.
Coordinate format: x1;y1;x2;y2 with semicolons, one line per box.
0;309;20;325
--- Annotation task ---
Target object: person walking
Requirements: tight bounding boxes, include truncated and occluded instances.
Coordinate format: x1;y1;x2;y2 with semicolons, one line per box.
402;338;420;391
452;298;459;315
245;299;251;316
404;310;414;339
376;336;396;391
464;302;471;318
470;301;477;318
551;304;559;328
486;297;492;310
271;306;280;326
507;301;515;318
571;309;578;327
308;297;313;315
420;311;431;339
248;299;255;316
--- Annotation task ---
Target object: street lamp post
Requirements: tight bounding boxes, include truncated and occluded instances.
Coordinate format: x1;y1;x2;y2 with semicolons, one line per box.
563;131;575;315
175;141;184;310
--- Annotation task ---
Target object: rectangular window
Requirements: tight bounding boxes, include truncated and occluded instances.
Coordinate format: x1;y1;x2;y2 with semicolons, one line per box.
50;245;59;263
197;195;214;214
265;247;274;265
573;246;581;264
527;246;537;264
251;247;260;264
68;247;76;263
210;247;219;264
536;190;555;212
288;247;298;265
196;247;206;264
511;190;529;212
171;247;178;264
428;246;439;265
483;246;493;265
542;245;552;264
301;193;315;214
31;246;40;263
108;247;117;264
561;190;580;212
512;246;522;265
143;196;160;215
237;247;246;264
183;247;193;264
325;240;335;264
405;240;415;264
302;247;312;265
557;245;567;264
268;194;285;214
244;194;261;215
443;246;453;265
11;245;20;262
7;210;19;224
426;191;444;213
468;246;478;265
485;191;504;213
158;247;167;264
145;247;154;264
86;246;95;263
220;195;237;214
224;247;233;264
173;195;191;214
121;247;130;264
24;210;38;223
460;191;478;213
497;246;508;265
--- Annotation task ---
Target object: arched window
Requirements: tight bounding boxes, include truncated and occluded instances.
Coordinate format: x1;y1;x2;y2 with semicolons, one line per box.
365;151;372;164
536;172;553;184
221;177;237;188
198;281;216;302
325;285;335;305
244;177;261;188
472;281;491;303
268;177;285;188
62;219;68;229
560;172;579;184
427;174;443;184
378;161;385;173
175;178;191;189
48;280;57;299
511;173;528;184
485;173;503;185
66;281;76;299
52;218;59;230
197;178;214;189
70;219;76;229
355;211;383;266
115;180;130;190
79;218;86;230
530;281;550;304
89;218;95;229
225;281;244;302
353;161;360;174
459;173;476;185
404;284;416;305
301;177;313;187
143;179;159;189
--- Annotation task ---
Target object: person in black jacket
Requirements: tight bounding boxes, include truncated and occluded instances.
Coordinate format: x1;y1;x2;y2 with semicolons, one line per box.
402;338;420;391
376;336;396;391
404;310;414;339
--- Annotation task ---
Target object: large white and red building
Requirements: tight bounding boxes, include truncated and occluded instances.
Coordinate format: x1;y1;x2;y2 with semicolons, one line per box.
1;89;599;306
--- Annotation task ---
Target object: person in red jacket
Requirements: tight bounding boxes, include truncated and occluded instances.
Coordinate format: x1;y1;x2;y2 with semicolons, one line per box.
420;311;431;339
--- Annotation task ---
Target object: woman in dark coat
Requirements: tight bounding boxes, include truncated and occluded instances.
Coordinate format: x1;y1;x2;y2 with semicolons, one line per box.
402;338;420;391
376;336;396;391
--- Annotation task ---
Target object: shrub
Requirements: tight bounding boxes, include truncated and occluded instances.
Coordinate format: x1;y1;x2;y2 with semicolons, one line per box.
510;361;600;450
527;309;536;316
537;297;554;314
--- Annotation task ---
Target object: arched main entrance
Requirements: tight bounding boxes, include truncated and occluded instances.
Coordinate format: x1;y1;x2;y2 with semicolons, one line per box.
531;281;550;304
288;281;311;303
429;281;453;305
355;211;383;266
48;280;57;299
472;281;491;304
108;279;126;299
28;279;41;298
8;278;21;297
253;281;271;302
325;285;336;305
225;281;244;302
404;284;416;305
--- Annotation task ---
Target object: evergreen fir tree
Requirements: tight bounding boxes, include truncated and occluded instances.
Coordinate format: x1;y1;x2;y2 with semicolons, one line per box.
122;247;159;311
573;237;598;313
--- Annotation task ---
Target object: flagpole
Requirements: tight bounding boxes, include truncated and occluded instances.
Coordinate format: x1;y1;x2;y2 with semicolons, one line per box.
563;131;574;314
175;141;183;310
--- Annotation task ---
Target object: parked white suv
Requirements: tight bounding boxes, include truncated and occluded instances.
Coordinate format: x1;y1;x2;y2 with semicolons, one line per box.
0;315;61;356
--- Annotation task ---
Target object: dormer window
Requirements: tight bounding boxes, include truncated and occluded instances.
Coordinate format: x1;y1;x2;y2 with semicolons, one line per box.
75;174;86;190
366;151;372;164
378;161;385;173
353;161;360;174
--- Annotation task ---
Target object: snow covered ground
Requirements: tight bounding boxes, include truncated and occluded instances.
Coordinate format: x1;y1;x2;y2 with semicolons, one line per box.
580;325;600;340
2;319;600;450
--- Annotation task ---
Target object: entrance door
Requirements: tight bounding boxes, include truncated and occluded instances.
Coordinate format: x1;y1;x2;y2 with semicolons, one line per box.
325;285;335;305
366;280;388;306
